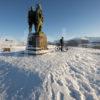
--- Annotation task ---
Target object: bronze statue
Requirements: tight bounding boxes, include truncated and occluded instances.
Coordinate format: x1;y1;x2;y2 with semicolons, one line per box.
28;7;35;33
28;3;44;34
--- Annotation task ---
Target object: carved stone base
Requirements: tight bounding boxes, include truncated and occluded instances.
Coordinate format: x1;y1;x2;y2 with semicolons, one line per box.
26;32;48;55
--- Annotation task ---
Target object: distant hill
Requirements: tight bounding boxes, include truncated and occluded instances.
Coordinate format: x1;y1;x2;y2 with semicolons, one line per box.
85;37;100;42
68;37;100;43
66;37;89;47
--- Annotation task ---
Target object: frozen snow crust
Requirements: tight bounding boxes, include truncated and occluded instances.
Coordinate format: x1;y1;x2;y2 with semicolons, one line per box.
0;47;100;100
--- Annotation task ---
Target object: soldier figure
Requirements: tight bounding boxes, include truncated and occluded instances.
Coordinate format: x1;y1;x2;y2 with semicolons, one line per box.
28;7;35;33
35;4;44;33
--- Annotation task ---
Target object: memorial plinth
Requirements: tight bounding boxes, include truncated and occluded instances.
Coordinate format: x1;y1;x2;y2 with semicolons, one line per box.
26;32;48;55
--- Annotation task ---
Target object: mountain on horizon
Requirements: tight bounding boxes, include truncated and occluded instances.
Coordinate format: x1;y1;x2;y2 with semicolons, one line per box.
69;37;100;42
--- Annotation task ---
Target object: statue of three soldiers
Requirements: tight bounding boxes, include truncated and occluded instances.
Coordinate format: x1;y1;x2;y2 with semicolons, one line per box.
28;3;43;34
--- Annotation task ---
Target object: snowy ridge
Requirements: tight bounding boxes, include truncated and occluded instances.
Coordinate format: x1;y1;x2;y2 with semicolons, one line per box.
0;47;100;100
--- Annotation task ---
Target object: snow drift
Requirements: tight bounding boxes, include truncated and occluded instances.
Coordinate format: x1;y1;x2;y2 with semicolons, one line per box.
0;47;100;100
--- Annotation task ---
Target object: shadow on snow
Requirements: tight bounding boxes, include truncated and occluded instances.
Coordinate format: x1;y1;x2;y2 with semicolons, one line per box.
0;60;43;100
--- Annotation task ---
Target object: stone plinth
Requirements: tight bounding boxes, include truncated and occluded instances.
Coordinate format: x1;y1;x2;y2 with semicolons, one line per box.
26;32;48;55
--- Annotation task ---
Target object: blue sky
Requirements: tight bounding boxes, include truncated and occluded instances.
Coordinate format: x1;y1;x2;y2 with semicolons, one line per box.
0;0;100;41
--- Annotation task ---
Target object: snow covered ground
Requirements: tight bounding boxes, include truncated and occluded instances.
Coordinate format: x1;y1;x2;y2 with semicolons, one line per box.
0;39;26;52
0;46;100;100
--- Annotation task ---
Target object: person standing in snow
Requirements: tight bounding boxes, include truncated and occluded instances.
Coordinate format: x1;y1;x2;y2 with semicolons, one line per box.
60;37;64;51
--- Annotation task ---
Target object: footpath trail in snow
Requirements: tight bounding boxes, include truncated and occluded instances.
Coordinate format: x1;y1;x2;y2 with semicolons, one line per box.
0;47;100;100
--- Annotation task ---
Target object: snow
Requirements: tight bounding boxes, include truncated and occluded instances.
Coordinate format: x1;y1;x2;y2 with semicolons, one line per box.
0;46;100;100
